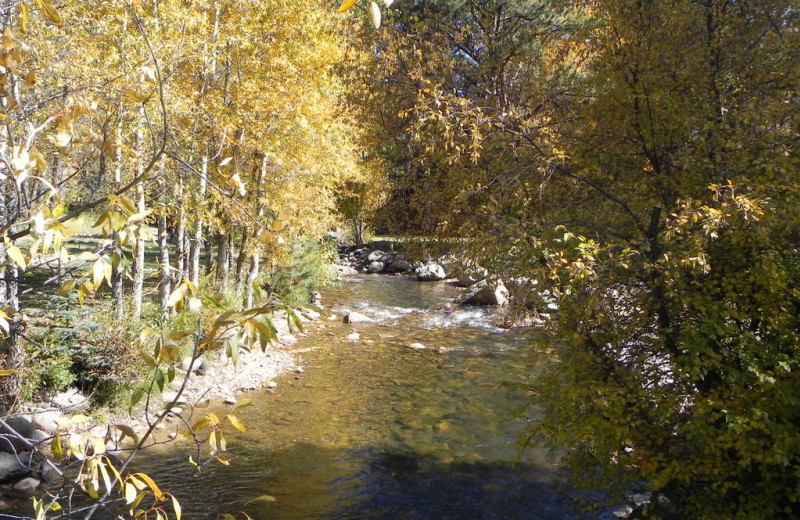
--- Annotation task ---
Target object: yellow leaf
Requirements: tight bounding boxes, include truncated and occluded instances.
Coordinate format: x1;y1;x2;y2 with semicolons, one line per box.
93;258;106;289
227;173;246;197
337;0;358;12
6;245;26;269
369;2;381;28
58;279;76;296
3;27;15;50
52;118;73;147
0;369;21;377
244;495;277;505
130;473;166;501
170;494;182;520
19;3;29;33
124;482;137;504
165;284;187;308
24;70;36;88
52;435;64;463
35;0;63;24
71;413;90;424
124;88;150;103
226;414;246;433
115;424;140;445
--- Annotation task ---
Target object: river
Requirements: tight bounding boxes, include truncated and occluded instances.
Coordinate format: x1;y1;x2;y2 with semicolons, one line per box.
134;276;608;519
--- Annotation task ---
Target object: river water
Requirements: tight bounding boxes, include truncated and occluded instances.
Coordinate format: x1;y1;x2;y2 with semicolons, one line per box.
135;276;605;519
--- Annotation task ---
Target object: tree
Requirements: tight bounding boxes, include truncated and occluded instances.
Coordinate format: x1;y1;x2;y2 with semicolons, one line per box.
356;0;800;517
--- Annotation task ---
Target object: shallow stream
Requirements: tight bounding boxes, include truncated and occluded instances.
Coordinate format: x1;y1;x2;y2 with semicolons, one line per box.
135;276;603;519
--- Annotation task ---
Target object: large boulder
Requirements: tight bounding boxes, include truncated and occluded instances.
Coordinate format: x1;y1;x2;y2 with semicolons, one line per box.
416;262;446;281
367;261;385;274
385;258;413;273
458;279;509;306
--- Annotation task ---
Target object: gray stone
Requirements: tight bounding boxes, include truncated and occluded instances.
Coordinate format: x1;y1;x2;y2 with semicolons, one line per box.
367;250;390;263
0;417;36;453
416;262;446;281
343;311;376;324
458;280;509;306
300;307;321;320
180;357;202;373
0;452;32;482
367;261;385;274
7;476;41;498
50;388;88;412
385;258;413;273
29;410;62;433
333;264;360;276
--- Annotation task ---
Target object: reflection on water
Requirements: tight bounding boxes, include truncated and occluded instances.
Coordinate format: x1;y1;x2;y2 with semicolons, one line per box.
135;276;601;519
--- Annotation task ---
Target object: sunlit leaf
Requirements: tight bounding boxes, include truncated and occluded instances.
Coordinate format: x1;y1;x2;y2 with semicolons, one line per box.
226;414;246;433
170;494;182;520
130;473;166;501
6;245;26;269
35;0;63;24
116;424;140;446
337;0;358;12
369;1;381;28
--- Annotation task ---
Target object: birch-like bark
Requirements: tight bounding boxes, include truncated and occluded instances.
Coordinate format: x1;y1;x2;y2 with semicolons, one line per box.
132;129;146;321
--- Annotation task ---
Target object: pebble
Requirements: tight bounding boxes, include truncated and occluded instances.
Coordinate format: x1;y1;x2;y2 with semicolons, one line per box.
407;343;426;350
167;432;178;440
267;381;278;389
347;332;361;341
296;367;305;374
224;397;237;405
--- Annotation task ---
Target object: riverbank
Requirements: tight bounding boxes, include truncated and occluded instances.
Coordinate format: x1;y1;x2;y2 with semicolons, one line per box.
0;306;330;510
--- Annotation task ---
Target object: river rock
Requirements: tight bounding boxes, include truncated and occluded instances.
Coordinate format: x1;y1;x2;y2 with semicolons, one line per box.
0;452;32;482
343;311;376;324
333;264;360;276
458;279;509;306
300;307;321;320
367;250;392;263
49;388;88;412
7;477;41;498
29;409;63;433
385;258;413;273
416;262;446;281
407;343;426;350
180;357;210;374
0;417;38;453
347;332;361;340
367;261;385;274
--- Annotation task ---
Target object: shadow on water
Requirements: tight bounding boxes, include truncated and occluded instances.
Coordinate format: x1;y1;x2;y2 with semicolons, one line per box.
132;440;602;520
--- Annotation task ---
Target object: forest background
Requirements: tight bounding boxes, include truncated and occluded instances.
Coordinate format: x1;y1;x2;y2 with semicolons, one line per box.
1;0;799;519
